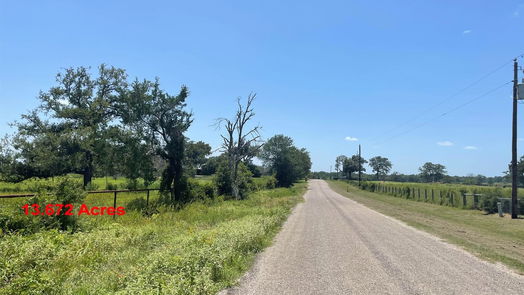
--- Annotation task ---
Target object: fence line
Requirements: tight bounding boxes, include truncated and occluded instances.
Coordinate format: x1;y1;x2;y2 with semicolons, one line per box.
0;188;162;219
0;188;161;199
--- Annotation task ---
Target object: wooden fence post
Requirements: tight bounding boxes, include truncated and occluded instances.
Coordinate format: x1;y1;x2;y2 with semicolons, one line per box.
424;189;427;201
431;189;434;203
462;194;467;208
146;189;150;206
418;188;421;201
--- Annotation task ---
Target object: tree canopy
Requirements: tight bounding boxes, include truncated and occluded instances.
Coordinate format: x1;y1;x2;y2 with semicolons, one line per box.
259;134;311;187
419;162;447;182
369;156;392;180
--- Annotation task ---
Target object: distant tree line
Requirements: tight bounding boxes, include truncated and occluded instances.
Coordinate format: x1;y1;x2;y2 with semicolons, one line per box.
0;65;311;203
310;155;513;186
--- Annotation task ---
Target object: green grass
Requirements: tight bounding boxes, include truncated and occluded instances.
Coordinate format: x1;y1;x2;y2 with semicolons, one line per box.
0;182;306;294
0;175;161;194
328;180;524;274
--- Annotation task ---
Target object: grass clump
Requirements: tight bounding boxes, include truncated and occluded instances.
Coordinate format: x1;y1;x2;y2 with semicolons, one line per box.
0;183;306;294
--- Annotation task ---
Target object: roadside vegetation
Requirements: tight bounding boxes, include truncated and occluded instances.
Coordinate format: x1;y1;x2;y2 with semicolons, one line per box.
354;180;524;214
328;180;524;273
0;182;306;294
0;65;312;294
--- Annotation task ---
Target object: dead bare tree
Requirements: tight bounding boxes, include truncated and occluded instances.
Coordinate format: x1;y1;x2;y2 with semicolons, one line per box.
217;93;262;199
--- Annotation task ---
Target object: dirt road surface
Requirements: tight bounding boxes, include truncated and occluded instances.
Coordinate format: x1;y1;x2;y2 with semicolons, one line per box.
221;180;524;295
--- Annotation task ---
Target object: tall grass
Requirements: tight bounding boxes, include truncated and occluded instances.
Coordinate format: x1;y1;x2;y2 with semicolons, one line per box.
0;183;306;294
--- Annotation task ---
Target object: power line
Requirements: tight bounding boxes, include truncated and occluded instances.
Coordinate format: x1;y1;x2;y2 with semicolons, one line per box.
367;56;520;143
373;81;511;145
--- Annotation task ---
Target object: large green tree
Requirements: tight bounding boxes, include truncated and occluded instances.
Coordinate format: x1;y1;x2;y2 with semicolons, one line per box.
118;79;192;204
342;155;367;180
185;141;212;174
419;162;447;182
259;134;311;187
369;156;392;180
14;65;127;187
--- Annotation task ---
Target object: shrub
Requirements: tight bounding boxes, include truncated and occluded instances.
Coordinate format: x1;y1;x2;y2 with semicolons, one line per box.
125;178;139;190
214;162;253;199
480;192;500;214
187;179;217;201
0;177;85;234
106;182;118;190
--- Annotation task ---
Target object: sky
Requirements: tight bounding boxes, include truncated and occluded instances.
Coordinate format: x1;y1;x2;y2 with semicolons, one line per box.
1;0;524;176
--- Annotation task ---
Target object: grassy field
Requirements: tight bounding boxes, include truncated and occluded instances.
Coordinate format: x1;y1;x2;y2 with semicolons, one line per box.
354;180;524;213
328;180;524;274
0;182;306;294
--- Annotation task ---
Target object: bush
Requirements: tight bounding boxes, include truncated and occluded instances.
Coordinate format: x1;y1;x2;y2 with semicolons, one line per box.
0;177;86;234
214;162;253;199
187;179;217;201
85;182;99;191
106;182;118;190
475;188;501;213
251;176;277;191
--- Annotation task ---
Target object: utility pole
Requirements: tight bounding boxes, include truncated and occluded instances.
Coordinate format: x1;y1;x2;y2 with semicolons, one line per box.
511;59;519;219
358;144;362;187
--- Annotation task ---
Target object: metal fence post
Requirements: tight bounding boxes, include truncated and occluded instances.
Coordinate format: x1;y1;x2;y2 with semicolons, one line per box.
113;191;117;219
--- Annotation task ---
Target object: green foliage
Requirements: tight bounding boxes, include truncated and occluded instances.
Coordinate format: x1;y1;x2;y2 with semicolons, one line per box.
185;141;212;174
214;162;253;199
187;178;217;201
13;65;128;187
0;183;306;294
352;180;524;213
259;134;311;187
251;176;277;191
368;156;392;180
119;79;192;204
342;154;367;180
0;177;85;234
419;162;447;182
200;155;224;175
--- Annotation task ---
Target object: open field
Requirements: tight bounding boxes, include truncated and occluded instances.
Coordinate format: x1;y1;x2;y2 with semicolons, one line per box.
0;182;306;294
328;180;524;273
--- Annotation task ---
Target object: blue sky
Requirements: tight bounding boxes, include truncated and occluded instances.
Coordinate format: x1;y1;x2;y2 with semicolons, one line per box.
1;0;524;176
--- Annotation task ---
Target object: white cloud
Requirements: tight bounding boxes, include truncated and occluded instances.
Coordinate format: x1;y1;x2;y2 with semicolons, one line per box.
345;136;358;142
464;146;478;150
437;141;454;146
462;29;472;34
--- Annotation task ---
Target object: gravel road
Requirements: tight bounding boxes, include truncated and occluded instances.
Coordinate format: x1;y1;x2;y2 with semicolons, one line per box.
221;179;524;295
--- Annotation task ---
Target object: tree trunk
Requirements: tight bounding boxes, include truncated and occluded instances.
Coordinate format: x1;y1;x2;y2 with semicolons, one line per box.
83;151;94;188
230;155;240;200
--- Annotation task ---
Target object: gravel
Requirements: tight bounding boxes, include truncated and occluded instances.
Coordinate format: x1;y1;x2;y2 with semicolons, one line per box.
221;180;524;295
